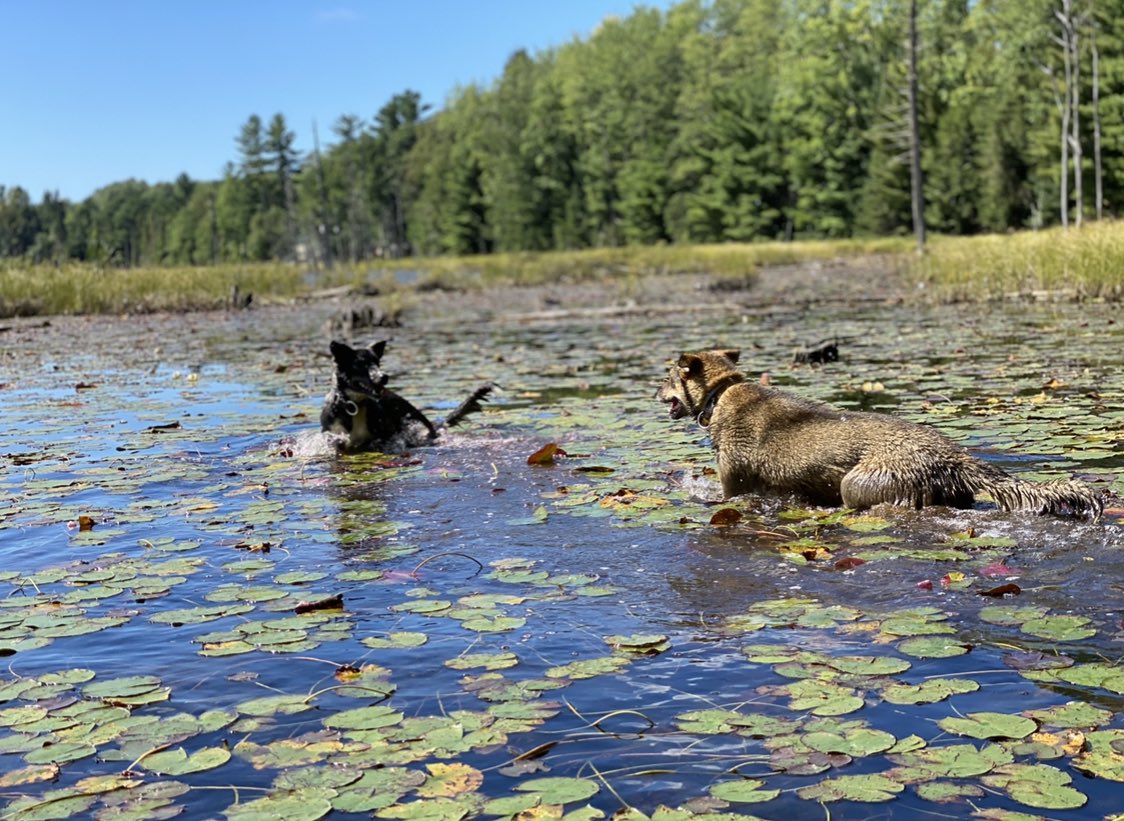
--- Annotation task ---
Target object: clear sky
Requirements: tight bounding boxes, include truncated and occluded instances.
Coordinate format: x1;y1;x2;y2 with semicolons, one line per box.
2;1;669;203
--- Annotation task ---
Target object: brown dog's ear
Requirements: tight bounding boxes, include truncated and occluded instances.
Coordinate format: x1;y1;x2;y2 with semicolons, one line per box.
718;349;741;364
677;353;703;377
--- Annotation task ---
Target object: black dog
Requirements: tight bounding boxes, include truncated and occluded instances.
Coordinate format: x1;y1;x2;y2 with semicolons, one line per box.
320;340;492;452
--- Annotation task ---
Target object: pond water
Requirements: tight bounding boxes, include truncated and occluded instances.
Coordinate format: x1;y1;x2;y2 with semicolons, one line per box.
1;274;1123;821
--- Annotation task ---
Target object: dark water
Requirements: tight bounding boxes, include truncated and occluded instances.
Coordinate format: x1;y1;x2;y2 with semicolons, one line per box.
0;286;1122;820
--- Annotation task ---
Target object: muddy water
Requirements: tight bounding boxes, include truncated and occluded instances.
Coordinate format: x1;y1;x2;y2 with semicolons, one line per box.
0;272;1122;819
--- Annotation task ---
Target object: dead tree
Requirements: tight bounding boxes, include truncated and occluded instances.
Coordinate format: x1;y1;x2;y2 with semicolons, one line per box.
1091;9;1104;220
908;0;926;251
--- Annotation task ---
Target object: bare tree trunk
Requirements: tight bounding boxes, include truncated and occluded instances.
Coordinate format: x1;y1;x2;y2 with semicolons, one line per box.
1051;19;1072;228
1092;12;1104;220
1068;1;1083;227
908;0;926;252
311;121;334;270
209;189;219;265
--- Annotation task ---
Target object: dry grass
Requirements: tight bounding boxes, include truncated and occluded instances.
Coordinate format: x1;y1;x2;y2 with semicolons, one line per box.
912;221;1124;301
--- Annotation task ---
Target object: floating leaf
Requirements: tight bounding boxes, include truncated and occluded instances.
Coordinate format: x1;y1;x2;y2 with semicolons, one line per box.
709;508;742;526
802;727;896;757
938;712;1037;741
527;443;566;466
896;637;970;658
708;779;780;803
515;777;599;804
1026;701;1112;730
796;773;904;803
982;763;1087;810
1019;615;1096;642
881;678;979;705
142;746;231;775
324;705;403;731
224;790;334;821
417;762;484;798
361;632;429;649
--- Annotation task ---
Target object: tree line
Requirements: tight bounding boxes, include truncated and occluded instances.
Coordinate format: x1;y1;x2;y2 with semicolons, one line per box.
3;0;1122;268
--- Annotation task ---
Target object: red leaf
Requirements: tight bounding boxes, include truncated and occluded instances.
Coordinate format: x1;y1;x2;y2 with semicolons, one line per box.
527;443;566;466
74;382;98;390
915;579;934;591
979;563;1018;578
709;508;743;526
834;557;866;571
979;582;1022;598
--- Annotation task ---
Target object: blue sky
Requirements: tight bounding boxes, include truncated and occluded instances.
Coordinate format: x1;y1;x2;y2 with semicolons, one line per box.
2;1;670;203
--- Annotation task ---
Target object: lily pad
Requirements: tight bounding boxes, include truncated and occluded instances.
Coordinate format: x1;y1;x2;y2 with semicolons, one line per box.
796;773;904;803
938;712;1037;741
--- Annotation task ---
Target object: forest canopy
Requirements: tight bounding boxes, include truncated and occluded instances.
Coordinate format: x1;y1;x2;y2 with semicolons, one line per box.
1;0;1119;267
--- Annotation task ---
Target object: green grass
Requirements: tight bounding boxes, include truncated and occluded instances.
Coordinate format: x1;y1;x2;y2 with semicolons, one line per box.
913;221;1124;301
0;240;910;318
369;237;912;291
8;225;1124;317
0;262;361;317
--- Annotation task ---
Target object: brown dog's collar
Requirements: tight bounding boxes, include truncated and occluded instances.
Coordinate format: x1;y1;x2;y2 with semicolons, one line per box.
696;376;741;427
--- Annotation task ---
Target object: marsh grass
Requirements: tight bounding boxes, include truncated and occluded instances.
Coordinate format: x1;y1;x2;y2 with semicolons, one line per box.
0;239;910;318
373;237;912;292
14;224;1124;317
0;262;361;317
914;221;1124;301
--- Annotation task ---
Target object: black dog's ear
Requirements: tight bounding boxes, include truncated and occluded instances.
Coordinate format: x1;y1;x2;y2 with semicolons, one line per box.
677;353;703;377
718;349;741;364
330;340;356;364
368;340;388;366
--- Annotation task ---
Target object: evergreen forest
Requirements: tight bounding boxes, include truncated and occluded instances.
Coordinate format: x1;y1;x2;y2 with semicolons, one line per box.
2;0;1121;267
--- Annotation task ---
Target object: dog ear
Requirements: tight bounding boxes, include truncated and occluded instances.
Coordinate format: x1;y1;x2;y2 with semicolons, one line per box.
330;340;355;364
677;353;703;377
369;340;387;365
718;349;741;364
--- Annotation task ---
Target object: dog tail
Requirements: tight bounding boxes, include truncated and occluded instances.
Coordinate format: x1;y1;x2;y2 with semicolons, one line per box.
966;462;1103;519
442;384;494;429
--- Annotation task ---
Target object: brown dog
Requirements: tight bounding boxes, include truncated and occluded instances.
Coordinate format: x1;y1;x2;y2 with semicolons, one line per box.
657;349;1102;517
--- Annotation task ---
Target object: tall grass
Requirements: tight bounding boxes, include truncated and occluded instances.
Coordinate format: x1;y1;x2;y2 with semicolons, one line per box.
0;239;910;318
17;225;1124;317
0;262;360;317
913;221;1124;301
368;237;912;291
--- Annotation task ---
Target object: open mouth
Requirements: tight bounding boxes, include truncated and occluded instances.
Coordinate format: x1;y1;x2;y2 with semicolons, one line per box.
667;396;682;417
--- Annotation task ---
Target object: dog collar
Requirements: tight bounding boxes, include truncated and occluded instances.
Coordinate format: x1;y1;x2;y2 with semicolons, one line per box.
696;377;740;428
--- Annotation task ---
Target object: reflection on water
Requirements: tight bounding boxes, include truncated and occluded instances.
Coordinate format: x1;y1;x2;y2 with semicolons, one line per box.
0;284;1122;818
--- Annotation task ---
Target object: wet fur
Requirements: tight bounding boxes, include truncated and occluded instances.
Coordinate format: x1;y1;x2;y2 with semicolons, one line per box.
321;340;491;453
657;349;1103;518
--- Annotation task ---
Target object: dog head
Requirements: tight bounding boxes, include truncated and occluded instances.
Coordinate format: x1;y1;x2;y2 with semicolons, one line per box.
657;349;741;420
330;340;390;402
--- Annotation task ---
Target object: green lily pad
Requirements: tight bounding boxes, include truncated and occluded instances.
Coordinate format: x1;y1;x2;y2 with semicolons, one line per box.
938;712;1037;740
896;637;970;658
881;678;979;705
801;727;896;757
708;779;780;803
225;790;334;821
324;705;404;731
361;632;429;649
1025;700;1112;729
796;773;904;803
1019;615;1096;642
142;745;231;775
515;777;600;804
982;763;1087;810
